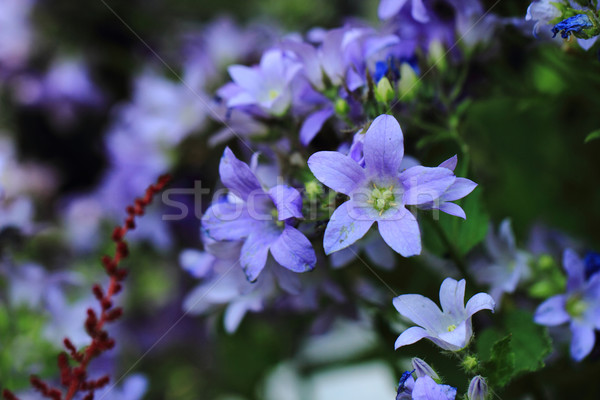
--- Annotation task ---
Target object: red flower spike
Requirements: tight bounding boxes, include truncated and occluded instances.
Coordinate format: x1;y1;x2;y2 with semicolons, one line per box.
0;175;172;400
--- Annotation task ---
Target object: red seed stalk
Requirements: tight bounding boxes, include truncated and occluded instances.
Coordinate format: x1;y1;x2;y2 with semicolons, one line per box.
2;174;171;400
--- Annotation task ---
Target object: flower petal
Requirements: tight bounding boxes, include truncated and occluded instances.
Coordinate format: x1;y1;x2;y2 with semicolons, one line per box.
268;185;303;220
441;178;477;202
228;65;261;95
393;294;445;333
323;201;374;254
438;155;457;171
219;147;263;201
299;107;334;145
534;295;569;326
570;321;595;361
180;249;214;278
395;326;429;349
439;278;466;317
270;225;316;273
400;166;455;206
224;296;262;333
240;229;278;281
412;376;457;400
308;151;366;195
437;319;470;350
363;235;396;270
564;248;585;292
465;292;495;318
411;0;429;23
378;0;408;19
363;114;404;177
439;202;466;219
201;201;254;241
377;208;421;257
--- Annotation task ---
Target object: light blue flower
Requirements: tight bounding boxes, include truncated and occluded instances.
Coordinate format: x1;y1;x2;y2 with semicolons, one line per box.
394;278;495;351
534;249;600;361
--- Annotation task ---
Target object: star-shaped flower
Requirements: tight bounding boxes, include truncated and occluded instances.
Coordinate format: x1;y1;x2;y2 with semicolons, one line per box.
308;114;469;257
393;278;495;351
534;249;600;361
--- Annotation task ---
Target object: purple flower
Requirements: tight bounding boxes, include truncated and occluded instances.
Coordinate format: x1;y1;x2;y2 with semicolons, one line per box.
471;219;531;304
526;0;561;37
412;376;456;400
552;14;593;39
393;278;495;351
534;249;600;361
227;49;301;116
308;114;469;257
379;0;429;22
202;148;316;281
418;155;477;219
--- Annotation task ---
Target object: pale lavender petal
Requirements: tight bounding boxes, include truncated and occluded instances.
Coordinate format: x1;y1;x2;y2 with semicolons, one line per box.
439;278;466;316
363;114;404;177
260;49;285;79
364;236;396;270
465;293;495;318
400;166;455;206
180;249;214;278
578;37;597;51
330;245;358;268
201;201;254;241
307;151;366;195
346;68;365;91
393;294;445;332
437;319;470;350
570;322;595;361
241;229;278;281
377;208;421;257
270;225;316;273
228;65;261;95
498;219;516;254
411;0;430;23
219;147;263;201
378;0;408;19
564;248;585;292
323;201;374;254
439;202;466;219
300;107;334;145
227;91;257;107
320;29;345;85
438;155;457;171
282;40;323;89
534;295;569;326
395;326;429;349
441;178;477;202
272;265;302;294
268;185;303;220
412;376;457;400
224;296;262;333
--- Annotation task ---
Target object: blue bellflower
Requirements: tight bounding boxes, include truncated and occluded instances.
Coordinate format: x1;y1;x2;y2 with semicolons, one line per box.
308;114;472;257
202;148;316;281
535;249;600;361
552;14;593;39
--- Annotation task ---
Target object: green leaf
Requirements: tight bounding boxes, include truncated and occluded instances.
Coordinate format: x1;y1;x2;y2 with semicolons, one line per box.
476;310;552;388
584;129;600;143
481;334;515;388
440;188;490;256
505;309;553;374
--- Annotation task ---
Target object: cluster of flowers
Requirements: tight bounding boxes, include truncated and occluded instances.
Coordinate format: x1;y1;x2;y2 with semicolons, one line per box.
1;0;600;399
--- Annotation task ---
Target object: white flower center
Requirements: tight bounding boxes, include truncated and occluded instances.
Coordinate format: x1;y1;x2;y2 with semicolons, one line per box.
367;183;397;215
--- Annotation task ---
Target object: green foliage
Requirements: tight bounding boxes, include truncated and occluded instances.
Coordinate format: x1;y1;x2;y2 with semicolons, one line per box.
422;187;490;257
584;129;600;143
476;310;552;388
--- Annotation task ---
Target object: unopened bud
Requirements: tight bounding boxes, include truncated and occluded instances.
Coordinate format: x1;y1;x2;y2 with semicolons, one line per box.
411;358;440;382
375;77;395;104
428;40;446;71
397;63;419;100
335;98;349;115
468;376;488;400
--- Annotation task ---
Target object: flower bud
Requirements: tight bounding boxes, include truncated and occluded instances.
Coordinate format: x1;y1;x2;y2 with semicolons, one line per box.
397;63;419;101
428;40;447;71
375;77;395;104
334;98;349;115
411;358;440;382
467;376;488;400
